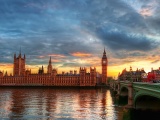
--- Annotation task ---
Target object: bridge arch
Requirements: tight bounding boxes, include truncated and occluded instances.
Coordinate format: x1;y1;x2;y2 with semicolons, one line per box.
134;92;160;110
120;85;128;91
120;86;128;97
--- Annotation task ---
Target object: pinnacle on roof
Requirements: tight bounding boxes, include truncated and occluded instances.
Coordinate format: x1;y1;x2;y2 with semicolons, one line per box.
103;47;106;55
102;47;107;59
49;56;52;64
19;46;21;57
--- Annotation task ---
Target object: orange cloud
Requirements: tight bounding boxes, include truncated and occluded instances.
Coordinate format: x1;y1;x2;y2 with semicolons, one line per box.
37;55;45;58
70;52;92;57
0;63;13;68
48;54;66;58
139;8;153;17
52;59;61;62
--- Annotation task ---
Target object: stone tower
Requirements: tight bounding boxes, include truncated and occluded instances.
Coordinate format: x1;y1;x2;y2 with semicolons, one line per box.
79;67;86;86
13;49;25;76
90;67;96;86
102;48;108;84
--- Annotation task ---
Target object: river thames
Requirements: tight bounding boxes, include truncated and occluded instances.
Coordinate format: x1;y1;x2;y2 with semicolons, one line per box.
0;87;159;120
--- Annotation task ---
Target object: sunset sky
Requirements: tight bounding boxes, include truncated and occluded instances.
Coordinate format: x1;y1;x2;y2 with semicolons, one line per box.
0;0;160;78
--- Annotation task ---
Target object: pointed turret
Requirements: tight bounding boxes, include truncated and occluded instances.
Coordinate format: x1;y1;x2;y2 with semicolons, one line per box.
102;47;107;59
103;47;106;55
14;53;16;59
47;57;52;74
5;71;8;76
19;47;21;58
118;72;120;76
136;68;138;71
49;56;52;64
130;66;132;71
42;65;44;70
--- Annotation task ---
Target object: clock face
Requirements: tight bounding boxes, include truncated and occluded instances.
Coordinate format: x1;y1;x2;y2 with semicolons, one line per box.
103;60;106;64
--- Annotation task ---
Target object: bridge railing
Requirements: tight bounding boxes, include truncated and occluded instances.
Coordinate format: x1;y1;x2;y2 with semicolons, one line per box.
133;82;160;92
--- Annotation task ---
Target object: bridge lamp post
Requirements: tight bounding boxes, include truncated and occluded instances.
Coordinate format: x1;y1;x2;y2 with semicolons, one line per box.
129;73;133;82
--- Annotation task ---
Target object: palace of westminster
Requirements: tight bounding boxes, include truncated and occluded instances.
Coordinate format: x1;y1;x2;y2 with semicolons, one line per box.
0;49;108;86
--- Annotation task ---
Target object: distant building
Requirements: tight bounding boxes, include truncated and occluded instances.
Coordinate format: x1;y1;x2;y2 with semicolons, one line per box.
0;49;108;86
147;67;160;82
118;67;146;82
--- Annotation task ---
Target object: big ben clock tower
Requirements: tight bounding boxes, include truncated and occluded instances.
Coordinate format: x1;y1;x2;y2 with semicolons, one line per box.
102;48;108;84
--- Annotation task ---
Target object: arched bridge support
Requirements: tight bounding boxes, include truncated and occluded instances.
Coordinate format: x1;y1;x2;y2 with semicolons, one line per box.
128;82;133;108
119;81;133;108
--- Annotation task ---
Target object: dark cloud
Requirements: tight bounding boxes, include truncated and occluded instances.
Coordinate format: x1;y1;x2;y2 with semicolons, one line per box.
147;16;160;34
98;29;157;51
76;0;158;51
113;51;147;59
128;52;146;57
138;0;160;34
61;62;91;68
0;0;159;68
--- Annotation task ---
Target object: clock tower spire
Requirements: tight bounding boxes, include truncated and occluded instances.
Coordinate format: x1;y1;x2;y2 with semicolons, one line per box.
102;48;108;84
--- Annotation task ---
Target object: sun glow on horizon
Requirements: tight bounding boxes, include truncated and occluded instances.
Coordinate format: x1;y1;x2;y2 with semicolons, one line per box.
1;58;159;78
0;49;160;78
70;52;92;57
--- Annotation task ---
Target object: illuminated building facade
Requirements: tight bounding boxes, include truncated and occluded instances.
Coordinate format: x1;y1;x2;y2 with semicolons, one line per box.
118;67;146;82
0;50;108;86
147;67;160;82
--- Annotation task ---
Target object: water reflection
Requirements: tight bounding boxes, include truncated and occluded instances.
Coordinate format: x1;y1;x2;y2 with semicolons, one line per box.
0;88;123;120
0;90;13;118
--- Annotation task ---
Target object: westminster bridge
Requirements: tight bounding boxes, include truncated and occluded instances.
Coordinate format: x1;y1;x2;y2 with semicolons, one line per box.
109;80;160;110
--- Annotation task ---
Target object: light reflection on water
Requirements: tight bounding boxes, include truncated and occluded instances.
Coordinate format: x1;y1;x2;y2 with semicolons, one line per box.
0;88;124;120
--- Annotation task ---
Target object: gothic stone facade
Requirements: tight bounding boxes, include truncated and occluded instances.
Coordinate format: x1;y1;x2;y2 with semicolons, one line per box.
0;50;108;86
